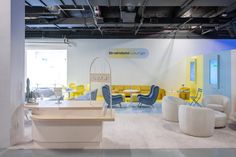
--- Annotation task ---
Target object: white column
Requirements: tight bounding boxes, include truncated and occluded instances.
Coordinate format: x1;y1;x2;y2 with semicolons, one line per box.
231;50;236;117
0;0;25;148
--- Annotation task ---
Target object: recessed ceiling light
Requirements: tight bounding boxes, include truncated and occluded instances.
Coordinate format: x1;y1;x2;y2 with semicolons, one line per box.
221;13;227;17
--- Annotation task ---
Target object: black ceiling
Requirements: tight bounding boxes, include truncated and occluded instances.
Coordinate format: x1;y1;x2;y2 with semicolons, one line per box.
25;0;236;39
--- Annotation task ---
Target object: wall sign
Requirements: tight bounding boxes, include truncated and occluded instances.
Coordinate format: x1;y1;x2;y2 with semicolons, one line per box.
108;48;149;58
90;73;111;83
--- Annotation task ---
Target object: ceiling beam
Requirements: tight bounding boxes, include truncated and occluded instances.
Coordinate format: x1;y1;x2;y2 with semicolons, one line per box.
72;0;77;8
25;30;235;39
86;0;103;35
176;0;194;17
25;17;230;26
59;0;66;5
39;0;47;7
25;0;32;6
202;18;236;35
209;1;236;18
135;0;149;35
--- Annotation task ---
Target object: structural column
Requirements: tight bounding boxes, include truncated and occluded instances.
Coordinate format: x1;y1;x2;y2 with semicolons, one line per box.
0;0;25;148
231;50;236;117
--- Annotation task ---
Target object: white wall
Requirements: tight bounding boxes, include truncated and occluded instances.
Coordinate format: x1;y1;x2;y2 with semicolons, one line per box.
66;39;236;91
26;39;236;91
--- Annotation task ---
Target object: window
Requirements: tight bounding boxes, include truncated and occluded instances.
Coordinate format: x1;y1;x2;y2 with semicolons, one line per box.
26;49;67;88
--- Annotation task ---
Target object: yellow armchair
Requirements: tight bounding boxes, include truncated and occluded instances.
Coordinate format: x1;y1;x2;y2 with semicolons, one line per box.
157;88;166;100
73;85;85;98
68;83;85;99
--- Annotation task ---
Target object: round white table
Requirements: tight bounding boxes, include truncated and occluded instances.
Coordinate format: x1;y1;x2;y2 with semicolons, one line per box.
123;89;140;104
123;89;140;94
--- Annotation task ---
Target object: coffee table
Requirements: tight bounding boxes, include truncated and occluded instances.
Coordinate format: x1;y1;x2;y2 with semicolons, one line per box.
123;89;140;104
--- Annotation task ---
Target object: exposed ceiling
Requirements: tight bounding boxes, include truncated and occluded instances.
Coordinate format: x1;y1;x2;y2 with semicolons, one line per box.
25;0;236;39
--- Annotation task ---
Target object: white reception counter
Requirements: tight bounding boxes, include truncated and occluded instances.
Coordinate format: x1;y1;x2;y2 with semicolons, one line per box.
25;100;115;149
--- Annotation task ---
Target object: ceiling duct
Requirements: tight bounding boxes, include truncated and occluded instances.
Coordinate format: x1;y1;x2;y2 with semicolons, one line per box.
142;7;172;18
232;21;236;34
121;12;136;23
127;6;136;12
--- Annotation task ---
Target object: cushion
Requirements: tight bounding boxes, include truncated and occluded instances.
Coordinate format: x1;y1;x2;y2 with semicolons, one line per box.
206;104;224;112
116;86;125;92
140;86;150;91
140;91;149;95
112;89;119;93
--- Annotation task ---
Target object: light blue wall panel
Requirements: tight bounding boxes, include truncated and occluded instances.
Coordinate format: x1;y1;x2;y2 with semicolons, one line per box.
204;51;231;98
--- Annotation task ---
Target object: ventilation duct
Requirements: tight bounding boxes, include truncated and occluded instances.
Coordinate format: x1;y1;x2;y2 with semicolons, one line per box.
121;11;136;22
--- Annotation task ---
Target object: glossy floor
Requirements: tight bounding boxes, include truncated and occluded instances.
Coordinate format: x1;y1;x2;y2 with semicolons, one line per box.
1;149;236;157
13;112;236;149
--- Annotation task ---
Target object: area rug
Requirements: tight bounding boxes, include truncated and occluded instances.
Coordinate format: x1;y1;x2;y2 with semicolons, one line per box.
113;103;162;114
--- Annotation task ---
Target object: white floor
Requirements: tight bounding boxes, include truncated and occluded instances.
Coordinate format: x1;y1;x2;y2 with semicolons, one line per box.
11;113;236;149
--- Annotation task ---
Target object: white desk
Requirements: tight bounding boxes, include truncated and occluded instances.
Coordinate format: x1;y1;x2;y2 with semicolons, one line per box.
25;100;115;149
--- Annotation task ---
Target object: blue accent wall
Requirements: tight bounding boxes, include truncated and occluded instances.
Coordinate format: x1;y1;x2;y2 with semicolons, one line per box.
204;51;231;98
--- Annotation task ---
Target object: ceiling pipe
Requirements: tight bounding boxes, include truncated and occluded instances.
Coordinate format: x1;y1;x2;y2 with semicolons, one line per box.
178;18;193;29
202;18;236;35
69;0;85;10
35;2;62;30
55;5;70;17
135;0;149;35
107;0;111;7
86;0;103;35
119;0;123;20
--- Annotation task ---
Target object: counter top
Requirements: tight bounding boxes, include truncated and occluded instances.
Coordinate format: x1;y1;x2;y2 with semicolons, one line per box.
31;109;115;122
24;100;104;110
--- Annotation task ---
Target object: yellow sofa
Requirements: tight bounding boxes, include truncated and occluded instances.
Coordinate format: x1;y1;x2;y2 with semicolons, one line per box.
111;85;166;102
112;85;150;97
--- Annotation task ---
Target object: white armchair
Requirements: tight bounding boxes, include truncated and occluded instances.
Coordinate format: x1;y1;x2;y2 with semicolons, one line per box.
232;112;236;121
179;105;215;137
162;96;186;122
202;95;230;118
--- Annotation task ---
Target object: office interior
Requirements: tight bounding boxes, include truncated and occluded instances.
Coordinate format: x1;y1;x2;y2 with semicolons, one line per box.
1;0;236;156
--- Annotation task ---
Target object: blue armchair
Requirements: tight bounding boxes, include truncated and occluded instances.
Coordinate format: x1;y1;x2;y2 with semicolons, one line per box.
137;85;155;99
102;85;123;108
138;86;159;107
